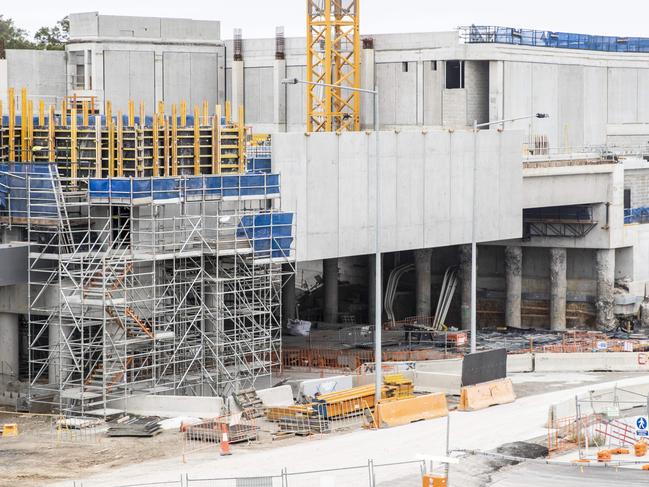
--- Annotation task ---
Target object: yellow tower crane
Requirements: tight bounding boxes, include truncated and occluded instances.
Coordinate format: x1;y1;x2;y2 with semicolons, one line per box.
306;0;361;132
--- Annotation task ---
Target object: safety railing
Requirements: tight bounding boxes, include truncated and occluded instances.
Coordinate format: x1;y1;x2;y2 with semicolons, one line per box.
460;25;649;53
182;414;259;462
625;207;649;225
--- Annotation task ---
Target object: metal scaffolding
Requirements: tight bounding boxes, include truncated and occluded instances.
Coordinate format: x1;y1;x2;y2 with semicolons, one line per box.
1;159;294;417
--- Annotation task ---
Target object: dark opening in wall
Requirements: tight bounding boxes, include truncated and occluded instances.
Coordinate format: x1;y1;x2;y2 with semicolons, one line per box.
431;60;437;71
402;61;409;73
445;60;464;89
624;188;631;210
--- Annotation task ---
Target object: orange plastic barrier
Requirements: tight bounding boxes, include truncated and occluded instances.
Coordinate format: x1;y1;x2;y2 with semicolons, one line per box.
375;393;448;428
422;474;447;486
458;378;516;411
635;441;648;457
597;450;612;462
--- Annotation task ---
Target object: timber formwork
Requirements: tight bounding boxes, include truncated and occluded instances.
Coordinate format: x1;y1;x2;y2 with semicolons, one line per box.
0;161;294;417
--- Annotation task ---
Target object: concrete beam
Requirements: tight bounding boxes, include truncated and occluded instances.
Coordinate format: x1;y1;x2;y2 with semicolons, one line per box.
504;246;522;329
549;248;567;331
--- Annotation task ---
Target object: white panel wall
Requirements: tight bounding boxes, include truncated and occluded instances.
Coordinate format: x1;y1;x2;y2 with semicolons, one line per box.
162;52;190;108
273;129;523;262
244;67;273;125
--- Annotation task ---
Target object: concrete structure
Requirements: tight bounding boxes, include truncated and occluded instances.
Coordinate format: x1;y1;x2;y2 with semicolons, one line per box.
4;14;649;392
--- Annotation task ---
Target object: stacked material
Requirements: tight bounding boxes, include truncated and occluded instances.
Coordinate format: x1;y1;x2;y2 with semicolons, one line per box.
107;417;162;437
187;420;259;443
233;388;266;419
383;374;415;399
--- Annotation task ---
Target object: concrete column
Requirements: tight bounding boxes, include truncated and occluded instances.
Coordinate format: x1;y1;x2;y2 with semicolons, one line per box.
360;46;375;130
367;254;376;324
323;258;339;324
504;246;523;329
416;60;425;126
549;248;567;331
596;249;616;330
231;60;245;122
414;248;433;317
282;264;296;324
0;313;19;379
459;244;472;330
273;59;287;132
49;323;72;385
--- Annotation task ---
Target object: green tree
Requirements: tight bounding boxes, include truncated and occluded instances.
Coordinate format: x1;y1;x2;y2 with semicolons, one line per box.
0;15;35;49
34;16;69;50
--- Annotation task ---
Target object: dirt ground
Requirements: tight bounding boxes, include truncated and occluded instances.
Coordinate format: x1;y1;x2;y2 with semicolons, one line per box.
0;413;183;487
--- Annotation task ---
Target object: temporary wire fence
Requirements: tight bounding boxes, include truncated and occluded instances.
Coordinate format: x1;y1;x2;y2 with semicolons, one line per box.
182;413;259;462
65;459;429;487
0;410;100;446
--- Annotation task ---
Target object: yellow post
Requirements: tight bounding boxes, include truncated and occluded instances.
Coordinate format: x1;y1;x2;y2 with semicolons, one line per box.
27;100;33;160
171;104;178;175
20;87;27;161
128;100;135;127
117;111;123;176
38;100;45;126
108;119;115;178
139;101;145;126
82;101;89;126
180;100;187;128
212;104;222;174
163;117;170;176
202;100;209;125
71;106;78;183
95;119;102;177
152;115;159;176
105;100;112;123
238;105;246;173
225;101;231;125
48;105;55;162
8;88;15;161
61;100;67;124
157;101;165;124
193;105;200;175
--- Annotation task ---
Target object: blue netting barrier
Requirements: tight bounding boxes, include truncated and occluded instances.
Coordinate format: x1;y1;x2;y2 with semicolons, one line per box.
237;212;294;259
625;207;649;224
0;163;58;218
88;173;281;204
247;157;272;173
461;25;649;53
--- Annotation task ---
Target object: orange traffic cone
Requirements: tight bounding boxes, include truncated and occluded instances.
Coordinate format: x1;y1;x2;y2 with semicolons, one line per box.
220;423;232;456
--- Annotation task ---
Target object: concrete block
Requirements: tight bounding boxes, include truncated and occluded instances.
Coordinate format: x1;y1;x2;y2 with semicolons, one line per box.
121;395;224;418
535;352;649;372
298;375;353;400
415;358;463;374
414;371;461;395
256;385;294;407
507;353;534;373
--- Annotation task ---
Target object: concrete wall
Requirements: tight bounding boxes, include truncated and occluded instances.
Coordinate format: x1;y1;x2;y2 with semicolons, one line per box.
273;129;523;262
6;50;66;107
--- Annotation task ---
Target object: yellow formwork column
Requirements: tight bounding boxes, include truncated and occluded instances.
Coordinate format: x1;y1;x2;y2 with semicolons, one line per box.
238;105;246;174
71;106;78;183
20;87;28;161
193;105;200;175
8;88;15;161
212;105;222;174
171;104;178;175
26;100;33;161
116;111;123;176
47;105;55;162
38;101;45;127
152;115;159;176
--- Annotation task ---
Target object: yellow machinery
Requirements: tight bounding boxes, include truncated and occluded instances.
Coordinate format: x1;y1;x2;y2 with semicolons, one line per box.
306;0;360;132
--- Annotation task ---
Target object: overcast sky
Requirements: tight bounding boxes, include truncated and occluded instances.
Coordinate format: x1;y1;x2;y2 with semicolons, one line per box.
3;0;648;39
